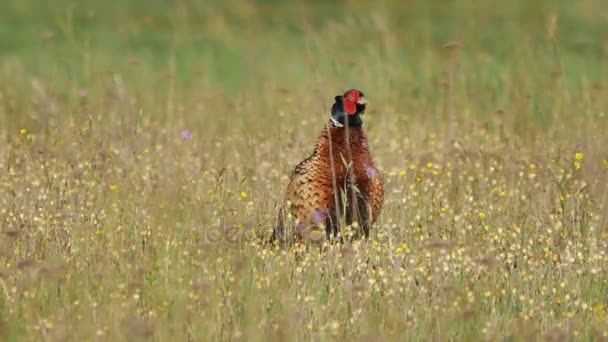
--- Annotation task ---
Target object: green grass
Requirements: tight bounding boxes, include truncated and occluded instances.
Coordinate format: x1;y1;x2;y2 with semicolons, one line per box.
1;0;607;340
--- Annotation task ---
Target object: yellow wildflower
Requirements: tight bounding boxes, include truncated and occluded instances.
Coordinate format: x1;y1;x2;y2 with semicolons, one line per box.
575;152;584;161
240;191;248;199
396;243;407;254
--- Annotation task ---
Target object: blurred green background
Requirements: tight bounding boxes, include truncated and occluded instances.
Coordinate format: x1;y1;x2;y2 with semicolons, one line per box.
1;0;606;91
2;0;607;142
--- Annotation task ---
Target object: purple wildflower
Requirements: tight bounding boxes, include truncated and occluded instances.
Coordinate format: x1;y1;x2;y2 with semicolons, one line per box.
366;166;377;178
181;130;193;140
313;209;326;224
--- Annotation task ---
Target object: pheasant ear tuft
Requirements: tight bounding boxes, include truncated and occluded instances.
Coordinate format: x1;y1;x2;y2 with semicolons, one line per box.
335;95;342;102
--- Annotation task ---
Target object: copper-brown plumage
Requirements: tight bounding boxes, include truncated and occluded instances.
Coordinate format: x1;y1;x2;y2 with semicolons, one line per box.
271;89;384;244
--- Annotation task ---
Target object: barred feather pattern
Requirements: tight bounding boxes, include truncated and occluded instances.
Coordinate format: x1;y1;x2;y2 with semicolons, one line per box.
272;121;384;244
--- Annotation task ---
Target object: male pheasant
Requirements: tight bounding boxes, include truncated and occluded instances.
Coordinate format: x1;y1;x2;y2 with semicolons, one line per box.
271;89;384;245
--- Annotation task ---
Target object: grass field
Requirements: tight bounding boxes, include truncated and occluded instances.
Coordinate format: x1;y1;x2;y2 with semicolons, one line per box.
1;0;608;340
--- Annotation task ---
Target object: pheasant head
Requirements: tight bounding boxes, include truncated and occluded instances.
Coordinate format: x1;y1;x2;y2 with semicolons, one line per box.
330;89;368;128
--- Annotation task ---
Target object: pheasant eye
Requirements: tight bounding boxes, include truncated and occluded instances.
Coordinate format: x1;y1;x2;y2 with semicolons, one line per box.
347;95;354;101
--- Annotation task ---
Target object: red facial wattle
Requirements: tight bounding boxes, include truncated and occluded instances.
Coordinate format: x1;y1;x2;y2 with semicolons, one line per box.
343;92;359;115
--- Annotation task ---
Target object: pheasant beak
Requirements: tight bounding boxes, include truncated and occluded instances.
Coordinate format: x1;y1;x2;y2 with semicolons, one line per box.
357;97;368;105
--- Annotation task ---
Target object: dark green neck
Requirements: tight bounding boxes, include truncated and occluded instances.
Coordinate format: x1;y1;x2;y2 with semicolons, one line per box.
331;100;363;128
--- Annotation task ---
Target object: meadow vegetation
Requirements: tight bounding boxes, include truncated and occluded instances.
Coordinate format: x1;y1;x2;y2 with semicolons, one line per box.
0;0;607;340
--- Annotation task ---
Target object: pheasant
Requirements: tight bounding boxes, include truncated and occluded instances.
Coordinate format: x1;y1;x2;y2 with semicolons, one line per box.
271;89;384;245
